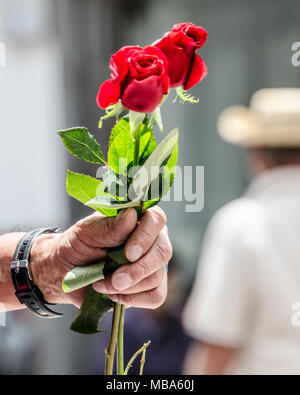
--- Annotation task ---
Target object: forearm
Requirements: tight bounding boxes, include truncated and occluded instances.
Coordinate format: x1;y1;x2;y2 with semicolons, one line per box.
0;232;64;312
0;232;25;311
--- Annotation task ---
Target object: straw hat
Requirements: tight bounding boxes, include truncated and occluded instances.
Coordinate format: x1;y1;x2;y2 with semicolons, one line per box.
217;88;300;147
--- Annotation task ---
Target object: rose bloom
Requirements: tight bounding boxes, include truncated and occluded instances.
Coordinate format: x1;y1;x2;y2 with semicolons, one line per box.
153;22;207;90
97;46;170;113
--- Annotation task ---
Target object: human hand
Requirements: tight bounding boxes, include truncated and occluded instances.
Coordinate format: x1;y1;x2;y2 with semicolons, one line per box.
30;207;172;309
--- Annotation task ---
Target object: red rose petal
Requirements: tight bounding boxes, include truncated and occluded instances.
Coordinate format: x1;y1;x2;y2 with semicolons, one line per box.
96;78;121;109
154;35;190;88
169;30;195;57
121;75;164;113
184;55;207;91
185;25;207;48
110;46;140;81
172;23;207;47
97;45;170;111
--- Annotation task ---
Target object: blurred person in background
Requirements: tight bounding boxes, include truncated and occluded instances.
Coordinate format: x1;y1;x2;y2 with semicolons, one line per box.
183;88;300;375
91;255;192;375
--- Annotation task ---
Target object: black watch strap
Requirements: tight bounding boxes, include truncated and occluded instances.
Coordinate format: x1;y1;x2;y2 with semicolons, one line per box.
10;227;63;319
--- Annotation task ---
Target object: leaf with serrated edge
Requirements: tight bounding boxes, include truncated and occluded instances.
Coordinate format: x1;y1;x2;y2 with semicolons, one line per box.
62;261;105;293
70;287;114;335
58;127;105;164
66;171;117;217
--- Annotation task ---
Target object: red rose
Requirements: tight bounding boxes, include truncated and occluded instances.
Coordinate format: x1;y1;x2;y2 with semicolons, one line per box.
153;22;207;90
97;46;170;113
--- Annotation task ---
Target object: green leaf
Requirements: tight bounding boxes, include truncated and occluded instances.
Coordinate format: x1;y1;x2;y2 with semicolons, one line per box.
58;127;105;164
86;196;140;210
143;198;160;210
164;140;178;191
108;118;134;174
107;245;128;265
134;131;157;169
62;261;106;293
66;171;117;217
70;287;114;335
128;128;179;202
108;117;130;148
108;118;157;175
103;169;127;201
149;140;178;200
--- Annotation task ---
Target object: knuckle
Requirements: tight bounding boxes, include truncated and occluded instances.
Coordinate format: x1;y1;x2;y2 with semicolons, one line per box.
136;227;154;248
155;238;172;263
66;223;92;258
146;270;163;290
154;245;165;264
73;216;101;247
72;220;86;241
135;259;151;281
102;218;114;239
121;293;135;306
150;207;167;227
161;232;173;260
149;286;166;309
102;217;123;245
166;240;173;261
152;269;164;288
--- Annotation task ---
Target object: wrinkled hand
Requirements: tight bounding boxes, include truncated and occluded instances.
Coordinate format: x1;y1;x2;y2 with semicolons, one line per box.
30;207;172;309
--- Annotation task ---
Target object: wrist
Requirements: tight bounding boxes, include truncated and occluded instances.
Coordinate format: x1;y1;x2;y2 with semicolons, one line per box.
30;233;66;305
0;233;26;310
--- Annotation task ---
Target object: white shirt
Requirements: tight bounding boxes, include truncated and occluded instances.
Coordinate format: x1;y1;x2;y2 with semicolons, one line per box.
183;166;300;375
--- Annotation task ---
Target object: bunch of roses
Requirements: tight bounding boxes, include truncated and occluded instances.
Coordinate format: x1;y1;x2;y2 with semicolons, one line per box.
97;22;207;114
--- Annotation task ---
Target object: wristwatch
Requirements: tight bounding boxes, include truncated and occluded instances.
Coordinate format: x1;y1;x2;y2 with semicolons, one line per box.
10;227;63;318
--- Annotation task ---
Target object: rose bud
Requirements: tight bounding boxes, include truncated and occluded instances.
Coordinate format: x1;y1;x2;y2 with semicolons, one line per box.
153;22;207;90
97;46;170;113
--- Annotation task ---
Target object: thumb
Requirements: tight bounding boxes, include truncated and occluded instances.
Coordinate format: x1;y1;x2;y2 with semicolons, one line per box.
74;208;138;248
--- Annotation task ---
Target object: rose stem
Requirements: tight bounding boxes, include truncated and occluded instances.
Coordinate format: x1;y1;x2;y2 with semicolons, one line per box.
124;341;151;375
117;304;126;375
139;345;147;375
115;117;144;374
105;302;121;375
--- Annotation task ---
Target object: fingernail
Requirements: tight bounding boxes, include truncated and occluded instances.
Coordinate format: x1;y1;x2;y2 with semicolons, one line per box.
109;295;119;303
112;272;133;291
126;244;142;262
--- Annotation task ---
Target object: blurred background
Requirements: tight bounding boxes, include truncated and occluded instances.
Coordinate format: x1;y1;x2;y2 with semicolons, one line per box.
0;0;300;374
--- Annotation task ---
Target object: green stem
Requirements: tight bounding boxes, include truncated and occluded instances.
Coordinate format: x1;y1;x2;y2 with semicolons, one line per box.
117;304;125;375
124;341;151;375
105;303;121;375
114;124;142;375
139;346;147;375
133;128;141;167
